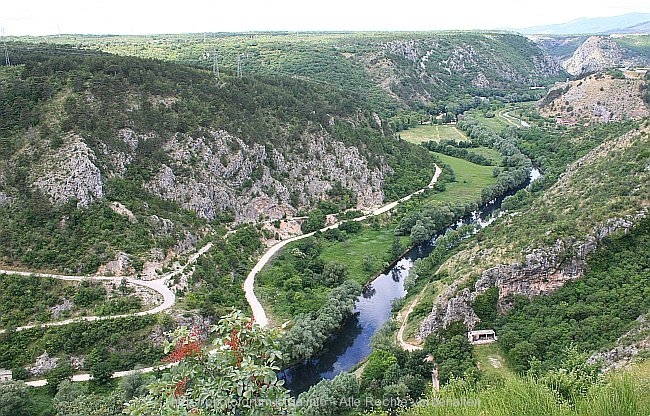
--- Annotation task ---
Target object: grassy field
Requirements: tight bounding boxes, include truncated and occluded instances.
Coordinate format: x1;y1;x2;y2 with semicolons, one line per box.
424;152;497;205
399;124;469;144
473;343;516;380
319;228;412;285
465;108;512;131
469;146;503;165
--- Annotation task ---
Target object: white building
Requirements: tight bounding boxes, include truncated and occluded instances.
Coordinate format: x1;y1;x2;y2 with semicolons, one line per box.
0;369;12;382
467;329;497;345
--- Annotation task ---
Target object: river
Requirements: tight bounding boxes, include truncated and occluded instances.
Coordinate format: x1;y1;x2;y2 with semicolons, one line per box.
281;168;541;395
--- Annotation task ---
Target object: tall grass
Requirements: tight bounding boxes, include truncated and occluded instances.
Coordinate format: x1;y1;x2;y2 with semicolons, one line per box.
402;368;650;416
577;374;650;416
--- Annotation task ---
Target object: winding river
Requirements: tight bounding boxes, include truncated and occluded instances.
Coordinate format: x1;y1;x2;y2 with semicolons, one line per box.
281;168;541;395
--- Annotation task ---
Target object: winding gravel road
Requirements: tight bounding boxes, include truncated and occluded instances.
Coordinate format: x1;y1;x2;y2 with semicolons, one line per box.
244;165;442;328
0;242;213;334
6;164;442;385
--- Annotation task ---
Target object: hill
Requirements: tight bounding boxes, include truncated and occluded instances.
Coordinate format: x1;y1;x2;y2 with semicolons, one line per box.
530;34;650;76
538;71;650;123
12;31;566;111
520;12;650;35
0;44;437;274
415;119;649;350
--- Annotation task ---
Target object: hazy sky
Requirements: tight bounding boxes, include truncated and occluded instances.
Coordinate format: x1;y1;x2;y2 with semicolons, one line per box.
3;0;650;36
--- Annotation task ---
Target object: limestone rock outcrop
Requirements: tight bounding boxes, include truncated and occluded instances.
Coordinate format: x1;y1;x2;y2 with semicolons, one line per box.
417;213;644;341
32;134;104;208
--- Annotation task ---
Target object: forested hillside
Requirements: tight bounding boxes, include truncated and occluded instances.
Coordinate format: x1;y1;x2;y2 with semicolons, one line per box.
16;31;566;113
0;44;436;273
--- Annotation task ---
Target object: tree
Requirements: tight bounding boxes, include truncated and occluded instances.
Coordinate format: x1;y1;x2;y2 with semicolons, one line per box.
125;310;290;415
509;340;538;373
0;381;29;416
362;349;398;383
119;371;155;401
321;262;348;287
410;222;430;244
338;220;361;234
296;373;359;416
301;209;327;233
46;360;74;394
391;236;405;258
53;380;123;416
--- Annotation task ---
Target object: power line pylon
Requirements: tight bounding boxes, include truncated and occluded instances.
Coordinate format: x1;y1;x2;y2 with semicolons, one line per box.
1;28;10;66
212;50;219;79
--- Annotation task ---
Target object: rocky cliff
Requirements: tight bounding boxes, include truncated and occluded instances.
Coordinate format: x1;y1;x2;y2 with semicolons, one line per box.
416;213;645;340
538;72;649;123
416;125;650;340
561;36;650;76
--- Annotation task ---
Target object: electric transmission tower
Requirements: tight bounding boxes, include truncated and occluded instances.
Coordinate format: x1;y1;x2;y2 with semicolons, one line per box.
1;28;10;66
212;50;219;79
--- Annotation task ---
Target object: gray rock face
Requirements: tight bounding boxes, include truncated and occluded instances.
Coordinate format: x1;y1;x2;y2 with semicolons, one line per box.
97;251;133;276
0;192;11;206
32;134;104;208
50;298;74;320
417;213;645;340
563;36;624;76
588;314;650;372
28;351;59;377
562;36;650;76
142;130;385;223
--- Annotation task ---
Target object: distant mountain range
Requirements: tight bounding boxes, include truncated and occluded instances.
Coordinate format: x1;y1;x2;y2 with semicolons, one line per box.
519;12;650;35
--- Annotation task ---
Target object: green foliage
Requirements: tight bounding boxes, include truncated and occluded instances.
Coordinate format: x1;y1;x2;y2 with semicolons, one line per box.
0;381;30;416
45;361;74;395
119;371;155;402
125;310;290;415
73;281;106;307
402;360;650;416
497;217;650;372
185;226;262;318
362;350;399;383
0;315;163;370
0;274;69;328
301;209;327;233
296;372;360;416
425;334;476;384
423;139;493;166
338;220;362;234
472;286;499;329
53;380;122;416
281;280;361;363
321;262;349;288
536;348;600;405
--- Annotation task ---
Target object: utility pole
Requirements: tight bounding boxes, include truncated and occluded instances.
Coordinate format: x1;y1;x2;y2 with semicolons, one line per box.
1;28;9;66
237;53;242;78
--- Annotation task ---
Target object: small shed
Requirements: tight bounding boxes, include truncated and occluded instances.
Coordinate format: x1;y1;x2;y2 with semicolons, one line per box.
0;369;12;382
467;329;497;345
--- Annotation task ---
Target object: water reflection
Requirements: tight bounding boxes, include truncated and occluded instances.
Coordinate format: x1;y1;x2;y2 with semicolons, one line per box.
281;313;363;395
283;168;542;395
